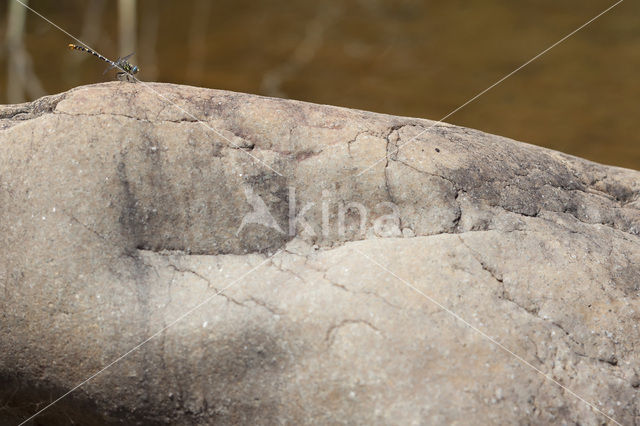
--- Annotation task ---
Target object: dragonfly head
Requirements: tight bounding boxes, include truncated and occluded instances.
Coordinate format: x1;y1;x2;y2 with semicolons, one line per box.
131;65;139;74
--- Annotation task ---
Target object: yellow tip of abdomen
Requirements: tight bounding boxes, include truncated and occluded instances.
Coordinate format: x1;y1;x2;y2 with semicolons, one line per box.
68;43;76;49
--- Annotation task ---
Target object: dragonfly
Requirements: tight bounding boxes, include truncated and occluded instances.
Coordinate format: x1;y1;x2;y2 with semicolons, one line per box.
68;44;139;82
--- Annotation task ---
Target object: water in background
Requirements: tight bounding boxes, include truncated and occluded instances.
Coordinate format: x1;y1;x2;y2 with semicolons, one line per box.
1;0;638;170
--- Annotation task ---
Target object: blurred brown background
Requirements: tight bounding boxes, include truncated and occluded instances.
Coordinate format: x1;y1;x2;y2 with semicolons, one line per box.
1;0;638;170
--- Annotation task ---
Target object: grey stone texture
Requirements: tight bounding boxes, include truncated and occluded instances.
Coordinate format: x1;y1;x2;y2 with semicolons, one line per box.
0;83;639;425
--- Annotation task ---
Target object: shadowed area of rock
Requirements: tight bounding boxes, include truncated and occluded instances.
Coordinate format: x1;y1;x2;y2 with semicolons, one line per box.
0;83;638;425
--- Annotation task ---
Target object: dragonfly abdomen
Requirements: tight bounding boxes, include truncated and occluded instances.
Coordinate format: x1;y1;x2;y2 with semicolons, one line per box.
68;44;115;67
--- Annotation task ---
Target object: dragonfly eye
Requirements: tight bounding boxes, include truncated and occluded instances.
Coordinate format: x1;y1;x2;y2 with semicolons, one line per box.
132;66;139;74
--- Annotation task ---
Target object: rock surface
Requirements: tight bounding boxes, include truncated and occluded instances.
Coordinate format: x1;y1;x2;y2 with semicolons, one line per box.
0;82;639;425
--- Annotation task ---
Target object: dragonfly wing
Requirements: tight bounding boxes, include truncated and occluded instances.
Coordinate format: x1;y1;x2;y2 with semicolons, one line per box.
103;54;134;74
103;61;118;74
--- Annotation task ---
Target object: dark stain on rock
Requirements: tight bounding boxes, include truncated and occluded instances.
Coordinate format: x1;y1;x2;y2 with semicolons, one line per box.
112;135;290;256
237;171;291;254
0;372;108;426
602;182;636;203
0;326;297;425
611;263;640;296
157;326;296;424
116;159;144;255
295;150;318;162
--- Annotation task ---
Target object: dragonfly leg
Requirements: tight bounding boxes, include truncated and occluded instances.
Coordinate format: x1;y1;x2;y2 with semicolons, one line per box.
115;72;137;83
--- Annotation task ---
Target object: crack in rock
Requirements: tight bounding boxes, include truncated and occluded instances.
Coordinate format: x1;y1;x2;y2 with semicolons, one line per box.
324;319;381;347
458;236;503;284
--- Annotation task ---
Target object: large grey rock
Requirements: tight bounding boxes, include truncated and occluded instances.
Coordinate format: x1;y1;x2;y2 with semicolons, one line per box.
0;82;639;425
